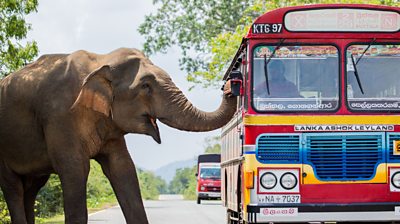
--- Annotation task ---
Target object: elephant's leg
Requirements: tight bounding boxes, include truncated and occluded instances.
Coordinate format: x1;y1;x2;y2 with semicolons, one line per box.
0;162;27;224
54;159;90;224
23;175;50;224
44;124;90;224
95;138;148;224
53;159;89;224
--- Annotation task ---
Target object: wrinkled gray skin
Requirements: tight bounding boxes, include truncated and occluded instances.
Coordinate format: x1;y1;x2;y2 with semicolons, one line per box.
0;48;237;224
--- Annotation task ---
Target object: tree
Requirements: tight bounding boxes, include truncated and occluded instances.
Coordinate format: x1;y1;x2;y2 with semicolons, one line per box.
138;0;254;88
35;175;63;219
139;0;400;88
86;161;116;208
0;0;39;77
0;1;38;215
204;136;221;154
168;167;196;195
181;166;198;200
137;168;167;200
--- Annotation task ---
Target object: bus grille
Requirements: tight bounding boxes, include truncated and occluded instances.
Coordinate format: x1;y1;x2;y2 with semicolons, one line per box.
256;135;300;163
206;186;221;192
305;134;383;180
388;133;400;162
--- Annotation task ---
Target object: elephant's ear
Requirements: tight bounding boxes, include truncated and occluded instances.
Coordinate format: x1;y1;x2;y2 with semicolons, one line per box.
71;65;113;116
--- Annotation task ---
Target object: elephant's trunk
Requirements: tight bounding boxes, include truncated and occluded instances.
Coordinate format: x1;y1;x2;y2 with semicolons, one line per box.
157;83;237;132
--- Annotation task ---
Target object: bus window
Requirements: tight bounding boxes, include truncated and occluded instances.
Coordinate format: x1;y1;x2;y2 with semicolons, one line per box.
252;45;339;112
346;44;400;111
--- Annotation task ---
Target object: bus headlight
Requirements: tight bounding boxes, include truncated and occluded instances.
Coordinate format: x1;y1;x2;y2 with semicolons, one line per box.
260;172;277;189
391;171;400;189
280;172;297;190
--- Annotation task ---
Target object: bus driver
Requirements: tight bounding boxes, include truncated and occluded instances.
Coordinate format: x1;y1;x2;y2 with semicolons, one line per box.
254;60;301;98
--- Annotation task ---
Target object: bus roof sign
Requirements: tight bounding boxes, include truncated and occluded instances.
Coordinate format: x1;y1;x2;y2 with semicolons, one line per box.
284;8;400;32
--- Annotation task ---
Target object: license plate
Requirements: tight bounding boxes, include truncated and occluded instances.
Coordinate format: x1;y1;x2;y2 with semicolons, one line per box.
395;206;400;216
257;194;300;204
207;193;220;197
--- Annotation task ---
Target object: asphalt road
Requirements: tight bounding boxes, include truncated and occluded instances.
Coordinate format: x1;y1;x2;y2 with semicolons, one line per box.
88;194;226;224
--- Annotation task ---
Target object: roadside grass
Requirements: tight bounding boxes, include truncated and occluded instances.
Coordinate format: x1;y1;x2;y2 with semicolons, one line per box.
39;215;64;224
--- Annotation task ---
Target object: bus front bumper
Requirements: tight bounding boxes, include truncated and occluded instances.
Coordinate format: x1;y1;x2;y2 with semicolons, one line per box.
246;203;400;223
197;191;221;199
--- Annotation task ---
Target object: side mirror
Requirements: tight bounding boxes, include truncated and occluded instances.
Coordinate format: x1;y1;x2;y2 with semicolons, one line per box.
229;70;243;97
195;173;198;177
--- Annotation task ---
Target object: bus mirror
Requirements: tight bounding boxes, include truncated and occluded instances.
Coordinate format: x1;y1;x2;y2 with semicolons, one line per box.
230;70;243;80
229;71;243;96
195;173;198;177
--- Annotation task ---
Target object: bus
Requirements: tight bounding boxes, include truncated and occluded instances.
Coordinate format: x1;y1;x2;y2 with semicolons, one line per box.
196;154;221;204
221;4;400;223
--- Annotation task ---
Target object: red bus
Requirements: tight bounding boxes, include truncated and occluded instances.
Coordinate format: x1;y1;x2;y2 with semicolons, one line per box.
221;4;400;223
196;154;221;204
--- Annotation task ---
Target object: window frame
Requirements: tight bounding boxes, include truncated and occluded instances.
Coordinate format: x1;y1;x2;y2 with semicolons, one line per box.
344;42;400;112
250;42;341;113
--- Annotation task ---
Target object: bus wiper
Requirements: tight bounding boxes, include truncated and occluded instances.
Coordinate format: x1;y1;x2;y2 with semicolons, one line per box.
350;54;364;94
355;38;376;65
263;54;270;95
264;39;285;95
350;38;376;95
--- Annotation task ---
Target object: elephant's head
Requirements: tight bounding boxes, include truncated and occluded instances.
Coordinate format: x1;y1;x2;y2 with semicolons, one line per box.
71;48;237;143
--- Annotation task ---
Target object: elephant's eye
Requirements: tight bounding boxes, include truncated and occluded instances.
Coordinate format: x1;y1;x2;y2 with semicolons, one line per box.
141;83;150;89
141;83;151;95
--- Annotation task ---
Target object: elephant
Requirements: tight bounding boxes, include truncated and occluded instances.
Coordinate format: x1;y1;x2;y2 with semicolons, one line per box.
0;48;237;224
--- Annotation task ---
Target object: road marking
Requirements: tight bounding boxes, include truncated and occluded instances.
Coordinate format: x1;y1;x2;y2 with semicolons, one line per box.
88;205;120;217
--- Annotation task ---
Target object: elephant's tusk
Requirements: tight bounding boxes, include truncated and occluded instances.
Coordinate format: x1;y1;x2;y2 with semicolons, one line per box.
149;116;157;129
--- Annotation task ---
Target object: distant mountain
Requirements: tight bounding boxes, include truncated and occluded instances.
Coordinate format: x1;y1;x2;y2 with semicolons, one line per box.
154;158;197;183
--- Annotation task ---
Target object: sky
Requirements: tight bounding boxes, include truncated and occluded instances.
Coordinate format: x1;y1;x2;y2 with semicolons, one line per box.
26;0;222;171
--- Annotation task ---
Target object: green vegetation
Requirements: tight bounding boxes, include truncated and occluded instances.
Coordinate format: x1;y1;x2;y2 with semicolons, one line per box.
35;175;63;219
138;0;253;88
33;161;117;221
168;166;197;199
0;174;64;223
204;136;222;154
86;162;117;208
137;168;168;200
0;191;10;223
140;0;400;88
0;0;39;77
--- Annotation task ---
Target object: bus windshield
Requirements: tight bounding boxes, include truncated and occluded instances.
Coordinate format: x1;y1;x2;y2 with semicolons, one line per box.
200;167;220;179
252;45;339;112
346;44;400;111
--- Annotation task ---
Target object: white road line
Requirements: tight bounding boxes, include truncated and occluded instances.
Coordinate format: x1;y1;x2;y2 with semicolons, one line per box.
88;205;120;217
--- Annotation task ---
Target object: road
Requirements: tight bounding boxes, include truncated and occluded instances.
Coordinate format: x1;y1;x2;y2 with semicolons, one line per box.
88;194;225;224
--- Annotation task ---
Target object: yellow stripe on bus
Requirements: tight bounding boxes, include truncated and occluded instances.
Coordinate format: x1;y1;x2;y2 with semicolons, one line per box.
302;164;387;184
243;115;400;125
